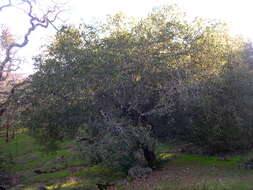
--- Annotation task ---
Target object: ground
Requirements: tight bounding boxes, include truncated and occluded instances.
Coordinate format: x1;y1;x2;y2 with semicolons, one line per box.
1;131;253;190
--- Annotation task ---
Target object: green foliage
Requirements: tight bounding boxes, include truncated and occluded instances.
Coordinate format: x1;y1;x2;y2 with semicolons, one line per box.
78;126;156;172
187;69;253;154
16;4;249;163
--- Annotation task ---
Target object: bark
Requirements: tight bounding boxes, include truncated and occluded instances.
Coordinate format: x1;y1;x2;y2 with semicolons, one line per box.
143;147;156;168
5;120;9;143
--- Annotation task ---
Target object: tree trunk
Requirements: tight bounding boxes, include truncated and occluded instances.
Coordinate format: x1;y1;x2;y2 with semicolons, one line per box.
11;129;15;139
143;148;156;168
5;121;9;143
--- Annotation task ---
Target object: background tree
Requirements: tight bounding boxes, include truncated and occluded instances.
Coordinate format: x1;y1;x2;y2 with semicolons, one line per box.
0;0;63;142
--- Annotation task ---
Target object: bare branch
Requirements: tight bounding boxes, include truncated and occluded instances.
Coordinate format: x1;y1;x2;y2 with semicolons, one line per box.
0;0;62;81
0;0;12;12
0;0;62;117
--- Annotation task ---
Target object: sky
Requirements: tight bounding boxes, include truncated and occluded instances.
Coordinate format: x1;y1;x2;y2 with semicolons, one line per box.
1;0;253;74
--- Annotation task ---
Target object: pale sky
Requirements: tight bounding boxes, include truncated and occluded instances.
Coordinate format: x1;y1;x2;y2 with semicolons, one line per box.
1;0;253;74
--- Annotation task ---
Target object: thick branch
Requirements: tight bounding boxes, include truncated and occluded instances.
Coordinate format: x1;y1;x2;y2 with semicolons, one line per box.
0;0;61;80
0;0;12;12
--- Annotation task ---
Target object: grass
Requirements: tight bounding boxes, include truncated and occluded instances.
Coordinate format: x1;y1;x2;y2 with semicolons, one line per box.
156;143;172;153
0;130;124;190
172;154;241;168
2;132;253;190
119;143;253;190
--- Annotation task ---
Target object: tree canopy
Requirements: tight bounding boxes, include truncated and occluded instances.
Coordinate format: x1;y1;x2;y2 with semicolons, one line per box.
10;5;253;170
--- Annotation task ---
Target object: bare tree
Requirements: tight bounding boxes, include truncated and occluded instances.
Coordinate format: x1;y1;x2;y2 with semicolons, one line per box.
0;0;62;81
0;0;63;140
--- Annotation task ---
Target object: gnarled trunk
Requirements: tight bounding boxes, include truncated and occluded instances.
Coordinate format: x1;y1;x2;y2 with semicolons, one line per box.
143;147;156;168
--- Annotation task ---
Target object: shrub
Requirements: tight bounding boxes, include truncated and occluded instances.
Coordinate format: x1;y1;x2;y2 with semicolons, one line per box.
78;125;156;173
187;69;253;154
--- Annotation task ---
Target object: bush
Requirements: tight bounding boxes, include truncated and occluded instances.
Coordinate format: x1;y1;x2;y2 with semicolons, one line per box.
187;69;253;154
78;125;156;173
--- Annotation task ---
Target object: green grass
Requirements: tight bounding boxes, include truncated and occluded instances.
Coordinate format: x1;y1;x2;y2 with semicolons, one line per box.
156;143;172;153
1;131;125;190
23;171;72;184
3;133;253;190
74;165;125;180
172;154;241;168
